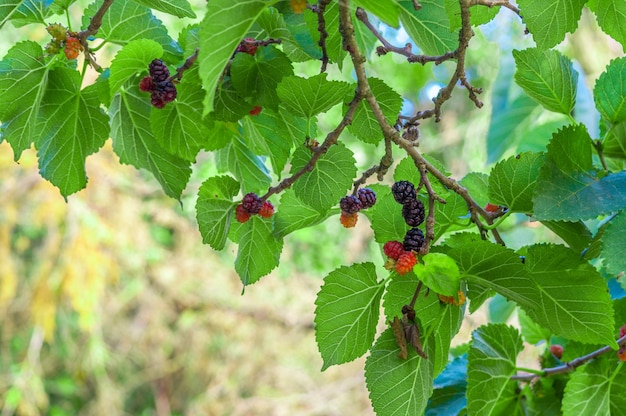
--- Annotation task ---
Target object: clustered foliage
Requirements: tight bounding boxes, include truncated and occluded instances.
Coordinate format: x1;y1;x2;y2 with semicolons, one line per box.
1;0;626;414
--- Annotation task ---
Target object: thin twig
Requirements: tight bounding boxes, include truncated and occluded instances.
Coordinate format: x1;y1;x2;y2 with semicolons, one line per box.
471;0;521;15
169;48;199;82
355;8;456;65
77;0;115;71
260;92;363;201
512;335;626;381
312;0;333;72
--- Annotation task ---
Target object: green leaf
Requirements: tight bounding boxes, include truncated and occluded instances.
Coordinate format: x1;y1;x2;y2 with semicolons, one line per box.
49;0;75;14
427;356;468;416
273;190;328;238
130;0;195;18
195;175;239;250
7;0;50;27
235;215;283;286
211;78;251;122
110;85;191;200
365;328;434;416
448;238;539;310
433;191;470;240
216;135;271;194
513;48;577;115
467;324;523;415
533;124;626;221
290;143;357;213
399;0;457;56
109;39;163;97
354;0;401;27
363;184;406;243
150;82;215;162
0;1;22;29
540;220;593;253
602;212;626;275
414;253;460;297
517;0;586;50
277;73;353;119
594;57;626;124
83;1;182;62
348;78;402;145
562;357;625;415
36;68;108;196
518;309;551;344
460;172;490;208
230;45;293;111
304;1;345;68
241;111;293;176
393;155;424;186
604;122;626;160
198;0;269;114
314;262;383;370
0;41;51;158
525;244;616;346
586;0;626;50
488;152;545;213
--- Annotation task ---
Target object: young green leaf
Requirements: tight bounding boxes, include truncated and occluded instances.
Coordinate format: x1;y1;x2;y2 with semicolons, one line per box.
467;324;523;415
150;82;215;162
37;69;108;196
109;85;191;200
398;0;457;56
517;0;586;50
290;143;357;213
602;212;626;276
414;253;461;297
513;48;577;115
235;215;283;286
314;262;383;370
354;0;401;28
0;41;52;158
277;73;353;119
348;78;402;145
594;57;626;124
198;0;271;114
533;124;626;220
365;328;434;416
109;39;163;97
488;152;545;213
131;0;195;18
83;1;182;62
196;175;239;251
586;0;626;50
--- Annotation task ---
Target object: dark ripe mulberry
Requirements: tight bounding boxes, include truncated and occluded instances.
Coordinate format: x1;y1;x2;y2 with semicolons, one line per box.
149;59;170;82
403;228;425;253
402;199;425;227
139;76;154;92
150;81;177;108
340;195;362;214
242;192;263;214
392;181;416;205
357;188;377;209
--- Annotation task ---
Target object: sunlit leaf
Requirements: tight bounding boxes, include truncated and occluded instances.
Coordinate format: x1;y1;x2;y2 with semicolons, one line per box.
196;175;239;251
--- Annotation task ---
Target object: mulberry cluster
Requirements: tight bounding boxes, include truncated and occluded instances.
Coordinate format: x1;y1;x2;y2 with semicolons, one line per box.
235;193;274;223
338;188;377;228
44;24;83;60
391;180;426;253
382;240;416;275
139;59;177;108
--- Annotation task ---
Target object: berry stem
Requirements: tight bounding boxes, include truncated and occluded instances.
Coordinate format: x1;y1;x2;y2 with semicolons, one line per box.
169;48;199;82
409;281;423;309
482;210;512;230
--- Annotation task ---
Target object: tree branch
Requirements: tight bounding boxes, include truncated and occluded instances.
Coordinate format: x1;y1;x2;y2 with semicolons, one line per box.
311;0;333;72
77;0;115;71
470;0;521;16
512;335;626;381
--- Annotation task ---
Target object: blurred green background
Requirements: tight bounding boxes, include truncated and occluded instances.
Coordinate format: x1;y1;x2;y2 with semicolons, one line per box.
1;1;622;415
